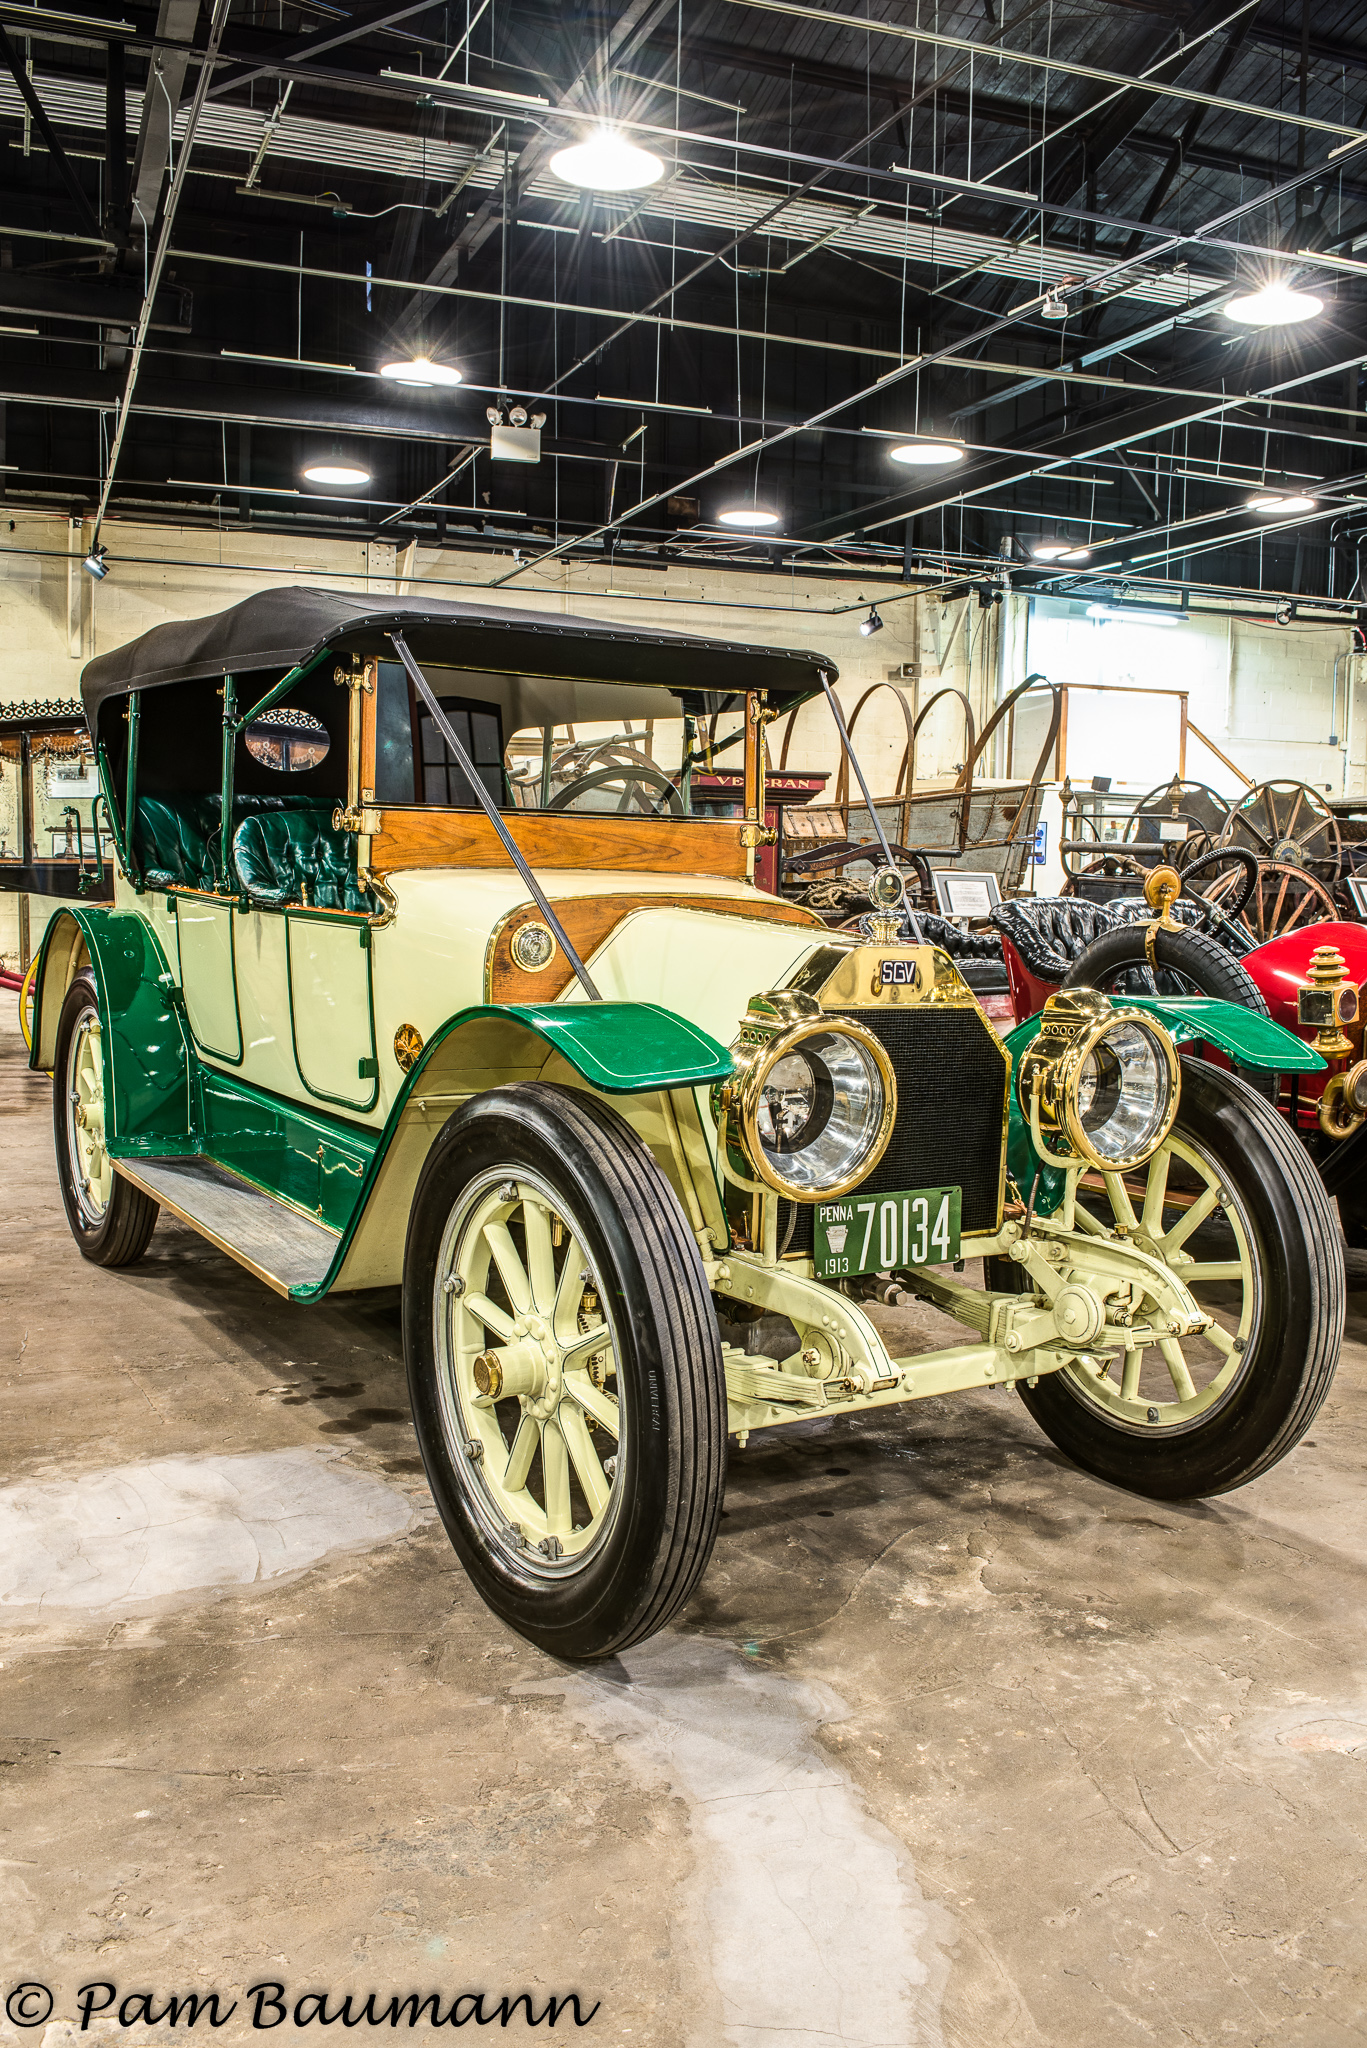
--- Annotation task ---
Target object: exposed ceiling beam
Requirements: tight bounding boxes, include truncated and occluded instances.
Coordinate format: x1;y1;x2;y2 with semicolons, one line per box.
0;22;104;241
207;0;445;100
802;326;1367;542
129;0;202;243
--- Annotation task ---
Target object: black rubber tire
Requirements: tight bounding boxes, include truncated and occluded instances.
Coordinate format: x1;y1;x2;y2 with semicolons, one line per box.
1062;921;1277;1101
52;969;159;1267
991;1062;1344;1499
402;1081;726;1660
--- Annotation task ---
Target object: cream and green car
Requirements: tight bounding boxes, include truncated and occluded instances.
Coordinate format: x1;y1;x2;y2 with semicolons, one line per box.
31;589;1341;1658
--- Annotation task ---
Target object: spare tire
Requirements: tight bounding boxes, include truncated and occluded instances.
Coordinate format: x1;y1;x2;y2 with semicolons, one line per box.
1062;921;1278;1101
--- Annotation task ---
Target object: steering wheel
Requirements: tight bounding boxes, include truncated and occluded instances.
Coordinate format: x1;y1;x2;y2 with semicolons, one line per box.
548;764;684;817
1179;844;1259;921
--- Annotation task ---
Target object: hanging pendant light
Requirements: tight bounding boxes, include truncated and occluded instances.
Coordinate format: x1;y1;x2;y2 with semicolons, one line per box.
550;129;663;192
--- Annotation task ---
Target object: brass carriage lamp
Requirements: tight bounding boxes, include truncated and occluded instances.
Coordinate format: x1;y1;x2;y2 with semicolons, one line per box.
1016;989;1181;1172
1297;943;1359;1058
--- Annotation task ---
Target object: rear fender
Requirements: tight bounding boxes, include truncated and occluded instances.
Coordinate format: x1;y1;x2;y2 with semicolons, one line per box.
30;907;193;1147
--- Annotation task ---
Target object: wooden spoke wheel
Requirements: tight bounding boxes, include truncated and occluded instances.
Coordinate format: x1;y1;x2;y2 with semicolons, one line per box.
403;1083;726;1660
1201;858;1338;942
1220;780;1342;883
992;1062;1343;1498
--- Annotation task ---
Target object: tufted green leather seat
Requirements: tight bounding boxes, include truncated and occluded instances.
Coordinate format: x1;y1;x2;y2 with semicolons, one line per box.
135;794;223;890
135;793;324;893
232;803;378;914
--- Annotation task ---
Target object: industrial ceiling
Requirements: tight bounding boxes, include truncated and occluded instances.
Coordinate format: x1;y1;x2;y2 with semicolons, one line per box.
1;0;1366;613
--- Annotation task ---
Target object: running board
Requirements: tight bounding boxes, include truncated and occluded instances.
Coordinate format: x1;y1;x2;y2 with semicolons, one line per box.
115;1156;340;1297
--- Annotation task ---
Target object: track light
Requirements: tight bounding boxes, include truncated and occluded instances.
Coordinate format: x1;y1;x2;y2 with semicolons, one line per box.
549;128;664;191
1225;280;1322;326
859;607;884;637
1039;275;1084;322
379;355;462;387
82;545;109;580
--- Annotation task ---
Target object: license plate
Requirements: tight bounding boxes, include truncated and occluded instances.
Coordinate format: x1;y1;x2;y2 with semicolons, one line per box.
813;1186;962;1279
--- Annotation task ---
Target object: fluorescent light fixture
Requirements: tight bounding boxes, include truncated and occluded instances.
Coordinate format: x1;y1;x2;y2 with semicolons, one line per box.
379;71;548;111
1031;541;1071;560
716;506;780;529
168;479;301;497
859;607;884;637
887;439;966;466
1225;280;1323;326
222;351;357;373
379;355;462;387
303;463;370;486
1057;546;1092;562
82;546;109;580
595;394;712;415
1086;604;1186;625
550;129;664;192
0;322;38;337
1;6;134;31
1246;491;1318;514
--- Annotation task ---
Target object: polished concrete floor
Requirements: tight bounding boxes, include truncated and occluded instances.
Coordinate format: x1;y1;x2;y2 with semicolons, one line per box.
4;1006;1366;2048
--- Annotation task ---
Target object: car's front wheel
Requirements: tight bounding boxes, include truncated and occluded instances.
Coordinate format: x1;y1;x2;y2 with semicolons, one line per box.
993;1061;1343;1498
403;1082;727;1660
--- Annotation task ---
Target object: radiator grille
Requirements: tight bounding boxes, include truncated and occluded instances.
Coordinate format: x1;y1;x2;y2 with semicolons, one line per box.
779;1004;1008;1256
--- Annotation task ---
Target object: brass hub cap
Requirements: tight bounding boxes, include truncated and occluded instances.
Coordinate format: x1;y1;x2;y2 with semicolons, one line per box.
432;1171;623;1573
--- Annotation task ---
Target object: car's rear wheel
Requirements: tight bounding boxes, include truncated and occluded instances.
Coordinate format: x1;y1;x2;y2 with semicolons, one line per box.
992;1062;1343;1498
53;968;159;1266
403;1082;726;1660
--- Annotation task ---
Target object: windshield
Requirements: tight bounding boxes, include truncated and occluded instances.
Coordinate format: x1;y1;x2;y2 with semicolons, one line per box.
370;657;749;817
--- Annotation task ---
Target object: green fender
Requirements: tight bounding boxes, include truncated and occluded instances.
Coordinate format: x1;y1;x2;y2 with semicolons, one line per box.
1002;996;1321;1218
30;906;193;1147
418;1001;734;1094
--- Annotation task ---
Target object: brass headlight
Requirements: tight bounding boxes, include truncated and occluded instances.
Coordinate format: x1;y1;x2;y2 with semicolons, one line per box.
716;991;897;1200
1017;989;1180;1171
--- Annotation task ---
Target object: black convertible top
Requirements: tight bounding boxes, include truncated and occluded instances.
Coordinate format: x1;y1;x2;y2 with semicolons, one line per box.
80;586;836;716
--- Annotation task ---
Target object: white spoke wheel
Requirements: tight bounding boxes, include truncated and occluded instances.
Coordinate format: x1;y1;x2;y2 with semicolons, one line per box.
403;1083;726;1659
52;969;159;1267
999;1062;1343;1498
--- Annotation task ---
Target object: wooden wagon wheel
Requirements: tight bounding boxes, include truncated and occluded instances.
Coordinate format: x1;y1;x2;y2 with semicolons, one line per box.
1219;780;1342;884
1202;858;1338;942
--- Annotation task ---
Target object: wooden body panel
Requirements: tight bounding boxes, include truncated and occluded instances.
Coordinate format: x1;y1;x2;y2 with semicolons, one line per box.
487;891;826;1003
367;806;749;880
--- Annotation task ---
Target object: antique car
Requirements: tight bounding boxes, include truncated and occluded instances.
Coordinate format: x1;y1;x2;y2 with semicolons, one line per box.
29;589;1342;1660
